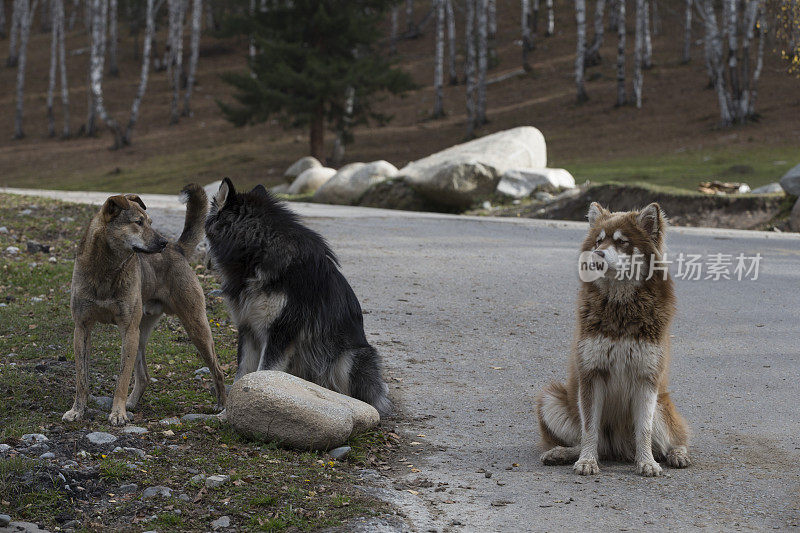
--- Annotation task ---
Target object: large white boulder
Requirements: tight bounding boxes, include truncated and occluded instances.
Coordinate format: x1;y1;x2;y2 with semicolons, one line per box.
226;371;380;450
313;161;398;205
287;167;336;195
284;156;322;183
397;127;548;207
780;163;800;196
750;182;784;194
497;168;576;198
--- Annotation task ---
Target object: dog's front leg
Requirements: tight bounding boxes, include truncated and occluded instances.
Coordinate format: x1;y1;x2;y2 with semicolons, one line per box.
574;376;605;475
109;316;141;426
633;384;662;477
63;321;94;422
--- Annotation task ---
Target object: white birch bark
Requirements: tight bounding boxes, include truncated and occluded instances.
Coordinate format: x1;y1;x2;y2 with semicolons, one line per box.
446;0;456;85
182;0;201;116
608;0;619;31
108;0;119;76
476;0;488;125
248;0;255;60
47;0;58;136
522;0;533;69
14;0;35;139
575;0;588;102
532;0;539;37
433;0;444;117
123;0;154;145
586;0;606;65
89;0;122;147
488;0;496;38
332;85;354;164
40;0;49;32
643;0;652;68
57;0;69;137
633;0;644;108
7;0;21;67
726;0;739;108
747;5;764;117
682;0;692;63
616;0;626;106
168;0;185;124
67;0;78;30
545;0;554;36
465;0;477;135
390;5;398;54
699;0;733;125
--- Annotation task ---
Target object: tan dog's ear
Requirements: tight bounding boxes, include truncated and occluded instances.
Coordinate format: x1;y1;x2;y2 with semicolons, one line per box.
587;202;610;226
102;195;130;222
636;203;665;239
125;194;147;211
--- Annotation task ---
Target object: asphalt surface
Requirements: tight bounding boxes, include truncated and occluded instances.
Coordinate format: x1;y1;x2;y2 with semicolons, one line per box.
7;188;800;531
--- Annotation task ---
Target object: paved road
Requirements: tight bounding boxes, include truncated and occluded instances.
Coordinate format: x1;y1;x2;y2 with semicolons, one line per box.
7;188;800;531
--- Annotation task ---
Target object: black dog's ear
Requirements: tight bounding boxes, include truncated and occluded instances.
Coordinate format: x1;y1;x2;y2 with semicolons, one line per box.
250;184;269;198
214;178;236;207
102;195;130;222
125;194;147;211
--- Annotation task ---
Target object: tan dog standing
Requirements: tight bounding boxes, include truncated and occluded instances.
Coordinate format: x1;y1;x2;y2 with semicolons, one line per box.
63;184;227;426
537;202;690;477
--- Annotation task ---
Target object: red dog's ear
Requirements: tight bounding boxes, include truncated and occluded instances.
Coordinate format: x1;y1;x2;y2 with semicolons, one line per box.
125;194;147;211
102;195;130;222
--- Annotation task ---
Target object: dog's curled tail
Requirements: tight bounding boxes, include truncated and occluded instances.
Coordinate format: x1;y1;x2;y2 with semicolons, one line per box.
177;183;209;256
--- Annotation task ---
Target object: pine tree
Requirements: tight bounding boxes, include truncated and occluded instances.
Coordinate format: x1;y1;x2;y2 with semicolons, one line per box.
219;0;415;161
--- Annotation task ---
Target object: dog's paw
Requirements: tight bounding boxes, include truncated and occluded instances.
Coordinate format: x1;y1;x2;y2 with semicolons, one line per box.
125;398;138;411
666;446;691;468
541;446;578;466
573;458;600;476
108;409;131;426
636;459;663;477
216;408;228;422
62;408;84;423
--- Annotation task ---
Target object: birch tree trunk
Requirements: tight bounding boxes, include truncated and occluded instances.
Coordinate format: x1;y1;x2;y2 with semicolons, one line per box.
89;0;123;147
390;5;398;54
446;0;456;84
522;0;533;70
747;5;764;117
56;0;69;137
406;0;413;33
168;0;185;124
643;0;652;68
682;0;692;63
67;0;78;30
248;0;255;60
47;0;58;136
488;0;496;38
182;0;201;116
575;0;588;103
465;0;477;135
633;0;644;108
726;0;739;113
108;0;119;76
332;85;354;164
14;0;35;139
615;0;627;106
433;0;444;118
699;0;733;125
123;0;154;145
545;0;554;36
7;0;21;67
476;0;488;125
586;0;606;66
608;0;618;31
40;0;49;32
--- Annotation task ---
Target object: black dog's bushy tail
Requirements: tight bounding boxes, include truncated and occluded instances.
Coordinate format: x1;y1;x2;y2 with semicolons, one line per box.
177;183;208;256
350;346;392;418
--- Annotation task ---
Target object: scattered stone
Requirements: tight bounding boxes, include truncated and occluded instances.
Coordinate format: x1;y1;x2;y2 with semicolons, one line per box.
76;450;89;459
163;430;176;438
178;493;191;502
751;182;784;194
141;486;172;499
48;256;57;263
358;179;443;212
58;216;74;223
113;447;146;459
19;209;33;216
194;366;210;375
5;246;20;255
205;475;230;489
313;161;398;205
0;227;8;234
26;241;50;254
24;443;49;455
0;444;11;453
160;417;181;426
20;433;48;445
284;156;322;183
211;516;231;530
39;452;55;459
190;474;206;485
118;483;138;494
287;167;336;195
226;371;380;450
496;168;576;199
30;297;43;303
329;446;351;460
181;413;216;422
89;395;113;410
790;198;800;232
3;522;49;533
85;432;117;445
122;425;148;435
779;162;800;196
62;460;78;469
0;515;9;527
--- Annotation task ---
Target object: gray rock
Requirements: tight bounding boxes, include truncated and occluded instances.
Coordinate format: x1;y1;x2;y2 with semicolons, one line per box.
118;483;138;494
284;156;322;183
29;297;43;303
0;444;11;453
181;413;216;422
780;163;800;196
358;180;442;212
4;522;50;533
85;432;117;445
19;209;33;216
20;433;48;445
329;446;351;460
269;183;290;195
141;486;172;499
39;452;55;459
226;371;380;450
116;447;146;459
313;161;398;205
288;167;336;195
195;366;210;375
751;182;785;194
398;126;547;207
190;474;206;485
122;425;148;434
0;515;9;527
24;443;49;455
5;246;20;255
0;227;8;234
159;417;181;426
790;198;800;232
496;168;576;199
89;395;113;410
178;493;190;502
211;516;231;530
205;474;230;489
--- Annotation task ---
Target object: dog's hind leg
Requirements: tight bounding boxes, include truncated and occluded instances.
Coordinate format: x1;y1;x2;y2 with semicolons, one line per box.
348;345;392;418
126;313;161;411
235;325;263;382
653;392;691;469
177;302;228;409
537;381;582;465
63;320;94;422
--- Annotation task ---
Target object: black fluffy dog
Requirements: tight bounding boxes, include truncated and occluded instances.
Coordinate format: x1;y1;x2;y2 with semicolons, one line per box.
205;178;391;416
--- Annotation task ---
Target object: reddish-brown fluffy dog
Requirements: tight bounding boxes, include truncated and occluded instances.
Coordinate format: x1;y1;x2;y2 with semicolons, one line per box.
537;202;690;477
